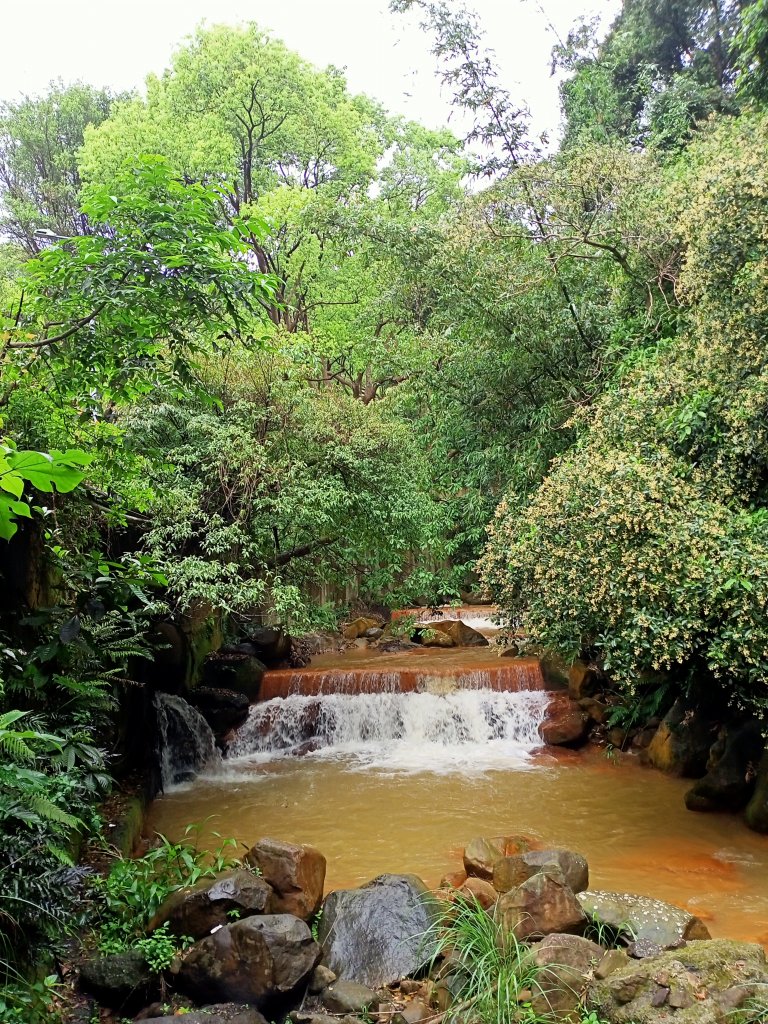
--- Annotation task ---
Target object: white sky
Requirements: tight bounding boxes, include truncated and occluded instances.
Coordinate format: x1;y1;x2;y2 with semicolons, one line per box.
0;0;620;140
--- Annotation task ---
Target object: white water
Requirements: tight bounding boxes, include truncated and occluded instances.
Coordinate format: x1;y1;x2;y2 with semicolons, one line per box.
415;606;503;634
226;689;549;773
155;693;222;790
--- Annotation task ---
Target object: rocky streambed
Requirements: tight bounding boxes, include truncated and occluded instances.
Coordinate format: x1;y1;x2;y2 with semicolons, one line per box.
79;835;768;1024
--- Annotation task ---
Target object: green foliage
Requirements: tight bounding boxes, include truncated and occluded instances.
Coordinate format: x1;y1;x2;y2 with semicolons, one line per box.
0;440;90;539
134;923;192;974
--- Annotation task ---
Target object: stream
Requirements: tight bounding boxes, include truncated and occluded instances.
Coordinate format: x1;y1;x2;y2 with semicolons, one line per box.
148;613;768;947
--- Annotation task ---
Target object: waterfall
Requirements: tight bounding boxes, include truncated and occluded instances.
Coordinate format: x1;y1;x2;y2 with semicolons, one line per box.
154;693;222;790
227;689;549;772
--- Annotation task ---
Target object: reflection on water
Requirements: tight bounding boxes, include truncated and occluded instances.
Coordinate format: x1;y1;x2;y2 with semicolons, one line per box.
148;745;768;946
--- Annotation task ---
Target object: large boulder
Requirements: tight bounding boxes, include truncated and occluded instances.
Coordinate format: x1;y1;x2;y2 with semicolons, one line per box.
149;869;274;939
745;748;768;833
645;700;718;777
178;915;319;1009
79;950;157;1012
540;696;589;747
342;617;380;640
578;891;711;948
588;939;768;1024
685;719;764;812
191;687;250;736
428;620;489;647
497;869;587;941
419;629;455;648
529;933;606;1020
203;653;266;701
493;849;589;894
463;835;533;881
317;874;441;988
567;661;602;701
244;627;292;667
244;838;326;921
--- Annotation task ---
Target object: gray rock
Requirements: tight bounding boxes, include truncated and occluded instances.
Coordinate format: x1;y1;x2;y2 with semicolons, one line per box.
529;933;605;1018
79;950;157;1011
578;890;710;949
322;980;378;1014
627;939;665;959
178;914;320;1008
317;873;441;988
308;965;337;994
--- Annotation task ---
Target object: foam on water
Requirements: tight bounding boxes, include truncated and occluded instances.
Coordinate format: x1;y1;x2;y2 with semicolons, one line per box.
226;689;549;773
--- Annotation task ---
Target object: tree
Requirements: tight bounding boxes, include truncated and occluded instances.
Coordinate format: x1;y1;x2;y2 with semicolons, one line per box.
0;82;121;253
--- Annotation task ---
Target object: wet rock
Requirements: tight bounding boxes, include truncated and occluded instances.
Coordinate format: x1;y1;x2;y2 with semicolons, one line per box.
685;719;764;812
529;933;605;1019
463;836;506;879
428;620;489;647
497;869;587;941
244;626;292;667
79;950;157;1012
540;653;569;689
588;939;768;1024
568;661;602;700
745;748;768;833
492;849;589;895
191;687;250;735
317;873;441;988
244;838;326;921
580;697;609;725
322;980;378;1014
540;696;589;747
203;653;266;701
457;877;498;910
439;870;468;889
420;629;454;648
645;700;718;777
178;915;319;1008
578;891;710;948
342;617;380;640
139;1007;267;1024
308;965;337;994
149;869;273;939
364;627;384;640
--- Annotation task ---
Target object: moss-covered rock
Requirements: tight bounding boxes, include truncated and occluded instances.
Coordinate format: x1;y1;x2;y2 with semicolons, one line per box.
588;939;768;1024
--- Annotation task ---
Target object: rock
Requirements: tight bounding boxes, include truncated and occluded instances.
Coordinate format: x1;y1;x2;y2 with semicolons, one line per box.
317;874;441;988
645;700;718;777
493;849;589;895
420;629;455;648
203;653;266;701
79;951;157;1012
342;617;379;640
745;748;768;832
463;836;506;879
685;719;764;812
580;697;609;725
497;869;586;941
149;869;273;939
588;939;768;1024
439;870;467;889
244;838;325;921
578;891;711;948
595;949;630;980
244;626;292;667
397;999;430;1024
322;980;378;1015
139;1008;267;1024
529;933;605;1019
540;696;589;747
178;915;319;1008
568;661;602;700
191;687;250;735
308;965;337;994
457;877;498;910
428;620;489;647
627;939;665;959
363;627;384;640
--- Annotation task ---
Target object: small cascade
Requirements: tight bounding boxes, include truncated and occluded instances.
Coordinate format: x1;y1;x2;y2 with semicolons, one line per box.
258;658;545;700
155;693;222;789
227;689;550;771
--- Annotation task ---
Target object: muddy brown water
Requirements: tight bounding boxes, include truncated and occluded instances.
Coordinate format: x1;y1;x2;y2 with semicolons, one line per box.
148;635;768;946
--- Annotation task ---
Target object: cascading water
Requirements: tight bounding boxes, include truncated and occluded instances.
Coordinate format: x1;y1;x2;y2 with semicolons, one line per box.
154;693;222;789
227;689;550;772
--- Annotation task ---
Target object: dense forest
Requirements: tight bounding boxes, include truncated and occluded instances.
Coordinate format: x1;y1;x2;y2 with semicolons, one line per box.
2;0;768;1019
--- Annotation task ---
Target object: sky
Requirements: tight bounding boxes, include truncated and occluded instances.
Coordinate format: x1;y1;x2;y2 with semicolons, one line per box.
0;0;620;140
